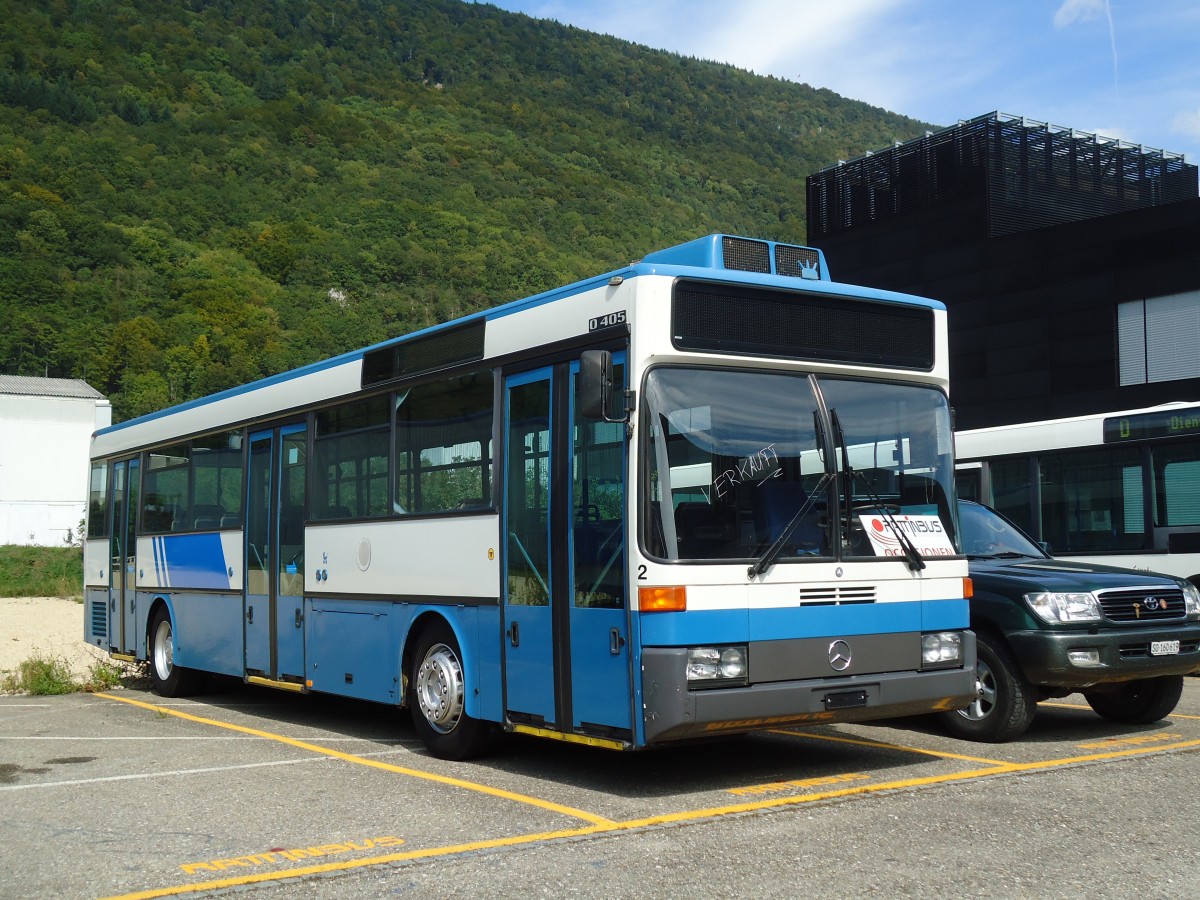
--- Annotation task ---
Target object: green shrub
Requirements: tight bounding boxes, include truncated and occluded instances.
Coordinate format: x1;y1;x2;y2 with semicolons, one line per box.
81;658;135;692
1;654;79;695
1;654;143;695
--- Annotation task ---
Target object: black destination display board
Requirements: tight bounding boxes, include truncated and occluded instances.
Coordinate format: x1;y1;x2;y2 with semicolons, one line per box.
1103;406;1200;443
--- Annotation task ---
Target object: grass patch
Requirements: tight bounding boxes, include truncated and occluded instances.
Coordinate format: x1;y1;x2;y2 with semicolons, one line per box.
1;653;144;695
1;654;78;695
80;658;129;692
0;545;83;599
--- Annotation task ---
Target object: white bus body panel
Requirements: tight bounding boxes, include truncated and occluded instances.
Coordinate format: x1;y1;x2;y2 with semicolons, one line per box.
84;538;107;588
91;359;362;457
305;515;501;599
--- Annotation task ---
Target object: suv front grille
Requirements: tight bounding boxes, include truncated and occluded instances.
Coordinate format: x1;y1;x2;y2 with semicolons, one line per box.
1097;587;1186;623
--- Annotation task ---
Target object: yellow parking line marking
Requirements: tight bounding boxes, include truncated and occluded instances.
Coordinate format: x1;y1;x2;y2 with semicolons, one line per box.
771;728;1013;766
92;692;1200;900
99;734;1200;900
94;693;614;827
1076;732;1185;750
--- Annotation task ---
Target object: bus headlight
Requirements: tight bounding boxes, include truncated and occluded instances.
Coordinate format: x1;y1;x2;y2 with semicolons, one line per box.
686;646;748;689
921;631;963;669
1179;580;1200;621
1024;592;1102;624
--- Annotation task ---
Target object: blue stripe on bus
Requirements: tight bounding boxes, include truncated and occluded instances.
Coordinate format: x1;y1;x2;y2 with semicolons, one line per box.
152;537;166;587
639;599;969;646
156;533;231;590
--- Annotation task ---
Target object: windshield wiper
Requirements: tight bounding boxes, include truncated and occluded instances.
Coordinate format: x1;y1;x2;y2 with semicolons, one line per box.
829;410;926;573
747;472;833;579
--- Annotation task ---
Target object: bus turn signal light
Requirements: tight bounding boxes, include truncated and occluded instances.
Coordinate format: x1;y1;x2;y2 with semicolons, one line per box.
639;585;687;612
963;577;974;599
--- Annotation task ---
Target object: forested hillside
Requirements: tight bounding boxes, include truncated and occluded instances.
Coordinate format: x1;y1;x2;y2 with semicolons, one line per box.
0;0;931;421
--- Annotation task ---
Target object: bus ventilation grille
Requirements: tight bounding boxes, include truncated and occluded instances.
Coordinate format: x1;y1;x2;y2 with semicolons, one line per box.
721;236;771;273
719;236;823;281
89;599;107;640
798;585;876;605
774;244;821;280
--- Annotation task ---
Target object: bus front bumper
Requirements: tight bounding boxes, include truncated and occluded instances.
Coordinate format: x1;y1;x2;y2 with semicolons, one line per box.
640;639;977;745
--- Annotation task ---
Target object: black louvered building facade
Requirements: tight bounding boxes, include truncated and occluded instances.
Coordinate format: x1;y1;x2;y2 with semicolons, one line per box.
806;112;1200;431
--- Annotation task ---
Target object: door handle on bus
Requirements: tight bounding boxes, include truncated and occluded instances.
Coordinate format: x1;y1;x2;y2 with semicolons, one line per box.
247;605;254;625
610;628;625;655
507;622;520;647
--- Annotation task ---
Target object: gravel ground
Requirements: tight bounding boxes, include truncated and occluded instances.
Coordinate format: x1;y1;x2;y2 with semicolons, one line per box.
0;596;109;683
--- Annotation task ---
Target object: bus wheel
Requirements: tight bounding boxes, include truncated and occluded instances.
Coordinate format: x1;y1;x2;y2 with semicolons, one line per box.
148;607;200;697
938;633;1035;742
408;621;493;760
1084;676;1184;724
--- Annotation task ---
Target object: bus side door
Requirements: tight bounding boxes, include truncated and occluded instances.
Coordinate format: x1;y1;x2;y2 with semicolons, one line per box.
245;423;307;683
502;359;632;739
108;457;140;656
503;368;556;722
568;357;631;735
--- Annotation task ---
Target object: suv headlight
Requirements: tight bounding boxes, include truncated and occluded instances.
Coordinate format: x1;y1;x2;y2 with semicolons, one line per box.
1180;580;1200;621
1024;591;1102;624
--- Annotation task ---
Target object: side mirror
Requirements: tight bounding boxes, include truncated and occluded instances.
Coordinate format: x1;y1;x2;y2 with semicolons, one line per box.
578;350;614;420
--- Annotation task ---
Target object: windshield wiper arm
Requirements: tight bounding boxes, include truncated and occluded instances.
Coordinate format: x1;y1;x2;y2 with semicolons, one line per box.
747;472;833;580
829;409;926;573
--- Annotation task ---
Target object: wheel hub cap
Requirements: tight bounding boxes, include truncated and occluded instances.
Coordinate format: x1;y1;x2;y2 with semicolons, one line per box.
415;643;464;734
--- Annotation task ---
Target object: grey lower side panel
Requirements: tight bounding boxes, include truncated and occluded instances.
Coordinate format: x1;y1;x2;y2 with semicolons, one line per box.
641;632;977;744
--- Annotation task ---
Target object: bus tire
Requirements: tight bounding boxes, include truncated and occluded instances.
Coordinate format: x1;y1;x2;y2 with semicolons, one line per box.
938;632;1035;742
1083;675;1184;724
148;606;201;697
408;620;494;760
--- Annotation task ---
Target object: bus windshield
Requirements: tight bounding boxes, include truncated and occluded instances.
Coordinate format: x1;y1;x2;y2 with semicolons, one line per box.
642;368;957;563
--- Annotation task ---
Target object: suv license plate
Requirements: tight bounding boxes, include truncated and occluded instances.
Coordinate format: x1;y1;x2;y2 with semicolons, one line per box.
1150;640;1180;656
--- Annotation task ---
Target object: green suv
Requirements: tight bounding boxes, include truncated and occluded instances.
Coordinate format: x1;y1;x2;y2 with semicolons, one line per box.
941;501;1200;741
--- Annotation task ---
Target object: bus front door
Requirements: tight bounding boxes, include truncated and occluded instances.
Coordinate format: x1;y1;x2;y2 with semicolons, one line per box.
108;457;140;656
245;424;307;685
503;361;632;740
503;369;556;723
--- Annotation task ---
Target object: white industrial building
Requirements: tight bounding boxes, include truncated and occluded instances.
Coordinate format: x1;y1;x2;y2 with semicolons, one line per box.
0;376;111;546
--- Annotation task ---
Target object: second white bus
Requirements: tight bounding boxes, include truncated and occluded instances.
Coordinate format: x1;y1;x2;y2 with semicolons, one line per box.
956;401;1200;585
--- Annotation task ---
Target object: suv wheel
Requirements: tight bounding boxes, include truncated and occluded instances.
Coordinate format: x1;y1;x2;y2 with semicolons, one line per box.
938;632;1036;742
1083;676;1184;724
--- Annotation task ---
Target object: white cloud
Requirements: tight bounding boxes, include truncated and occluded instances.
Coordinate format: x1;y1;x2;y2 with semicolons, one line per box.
1053;0;1107;28
686;0;902;76
485;0;1200;163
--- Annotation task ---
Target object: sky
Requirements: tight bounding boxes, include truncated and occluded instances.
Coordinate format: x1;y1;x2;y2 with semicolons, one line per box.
479;0;1200;167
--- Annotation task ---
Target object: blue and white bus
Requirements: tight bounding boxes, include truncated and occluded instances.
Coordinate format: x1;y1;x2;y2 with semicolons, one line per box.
85;234;975;759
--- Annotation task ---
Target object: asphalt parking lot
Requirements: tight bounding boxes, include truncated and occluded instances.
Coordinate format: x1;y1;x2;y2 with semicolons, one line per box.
2;678;1199;899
